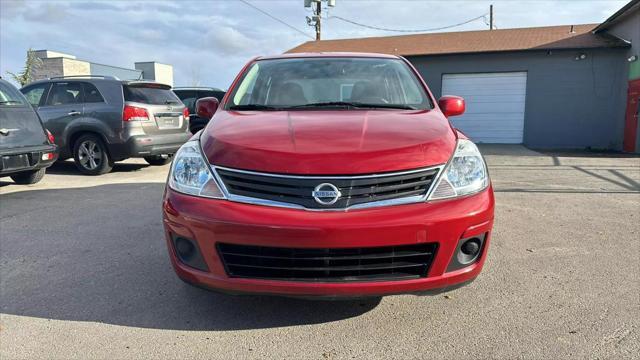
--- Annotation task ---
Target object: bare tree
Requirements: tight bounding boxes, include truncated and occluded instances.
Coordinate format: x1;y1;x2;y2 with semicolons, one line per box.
6;48;43;86
189;65;201;87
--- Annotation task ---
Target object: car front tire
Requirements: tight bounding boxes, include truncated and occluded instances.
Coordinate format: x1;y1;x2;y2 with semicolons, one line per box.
73;134;113;175
10;168;46;184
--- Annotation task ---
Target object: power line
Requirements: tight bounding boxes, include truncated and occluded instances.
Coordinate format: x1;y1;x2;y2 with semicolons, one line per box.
328;14;489;33
239;0;315;40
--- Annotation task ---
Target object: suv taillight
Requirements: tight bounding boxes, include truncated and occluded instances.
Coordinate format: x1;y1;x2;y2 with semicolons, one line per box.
123;105;149;122
45;129;55;144
183;107;189;119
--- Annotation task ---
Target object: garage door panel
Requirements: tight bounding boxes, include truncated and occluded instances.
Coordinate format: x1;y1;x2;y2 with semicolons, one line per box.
455;119;525;127
443;83;526;92
453;93;527;100
456;126;525;133
442;72;526;144
456;120;524;127
443;72;526;79
443;79;526;89
467;102;525;114
455;92;527;99
454;124;525;133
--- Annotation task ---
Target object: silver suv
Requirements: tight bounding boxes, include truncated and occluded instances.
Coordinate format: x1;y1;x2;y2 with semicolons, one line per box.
20;76;191;175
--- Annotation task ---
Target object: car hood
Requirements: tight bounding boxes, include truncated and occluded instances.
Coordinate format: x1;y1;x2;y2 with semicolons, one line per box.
201;109;456;175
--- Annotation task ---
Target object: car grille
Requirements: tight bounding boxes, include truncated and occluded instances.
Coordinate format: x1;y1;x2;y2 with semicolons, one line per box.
215;167;440;210
217;243;438;282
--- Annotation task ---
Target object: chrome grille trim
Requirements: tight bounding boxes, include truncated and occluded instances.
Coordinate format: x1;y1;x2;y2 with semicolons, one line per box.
211;164;444;211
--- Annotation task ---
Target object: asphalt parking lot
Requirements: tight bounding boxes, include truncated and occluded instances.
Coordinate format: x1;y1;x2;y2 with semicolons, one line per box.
1;145;639;359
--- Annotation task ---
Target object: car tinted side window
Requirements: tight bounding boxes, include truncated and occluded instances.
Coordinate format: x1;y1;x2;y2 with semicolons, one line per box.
174;90;197;113
22;84;50;107
83;82;104;103
46;82;83;106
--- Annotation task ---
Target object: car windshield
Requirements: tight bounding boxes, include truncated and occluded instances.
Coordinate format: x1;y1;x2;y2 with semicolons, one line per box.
0;81;27;106
226;57;431;111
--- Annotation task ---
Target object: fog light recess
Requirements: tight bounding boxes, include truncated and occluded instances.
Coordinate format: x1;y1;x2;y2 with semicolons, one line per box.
175;238;195;260
461;238;481;256
171;235;209;272
447;233;487;272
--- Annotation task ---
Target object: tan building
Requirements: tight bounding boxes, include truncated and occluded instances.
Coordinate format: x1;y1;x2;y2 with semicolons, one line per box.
30;49;174;86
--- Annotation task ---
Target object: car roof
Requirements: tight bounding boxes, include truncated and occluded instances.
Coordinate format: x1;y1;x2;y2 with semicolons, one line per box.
23;77;122;88
173;87;225;92
256;52;402;61
22;77;172;89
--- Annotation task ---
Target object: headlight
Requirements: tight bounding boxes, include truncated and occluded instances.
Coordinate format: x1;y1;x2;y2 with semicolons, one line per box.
168;141;225;199
428;139;489;200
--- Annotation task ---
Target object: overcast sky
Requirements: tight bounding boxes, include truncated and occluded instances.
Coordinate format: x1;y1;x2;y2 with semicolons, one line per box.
0;0;628;88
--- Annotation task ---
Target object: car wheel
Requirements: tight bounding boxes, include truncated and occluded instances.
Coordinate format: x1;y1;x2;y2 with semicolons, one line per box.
10;168;46;184
144;154;173;166
73;134;113;175
190;126;204;134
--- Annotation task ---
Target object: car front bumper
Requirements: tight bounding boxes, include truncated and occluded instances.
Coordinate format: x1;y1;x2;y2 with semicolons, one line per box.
162;186;495;298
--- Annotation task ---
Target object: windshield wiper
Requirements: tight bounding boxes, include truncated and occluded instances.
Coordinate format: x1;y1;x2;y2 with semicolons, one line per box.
0;100;22;105
288;101;418;110
229;104;283;111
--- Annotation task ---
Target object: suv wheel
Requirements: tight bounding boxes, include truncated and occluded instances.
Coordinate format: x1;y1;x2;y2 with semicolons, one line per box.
73;134;113;175
144;154;173;166
10;168;46;184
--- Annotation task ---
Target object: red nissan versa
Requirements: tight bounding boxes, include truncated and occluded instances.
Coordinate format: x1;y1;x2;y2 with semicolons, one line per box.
162;53;494;298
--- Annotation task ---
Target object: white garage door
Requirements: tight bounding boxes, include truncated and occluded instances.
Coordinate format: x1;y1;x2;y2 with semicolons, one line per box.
441;72;527;144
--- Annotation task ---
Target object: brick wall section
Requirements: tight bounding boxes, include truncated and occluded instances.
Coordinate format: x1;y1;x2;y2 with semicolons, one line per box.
32;58;64;81
31;57;90;81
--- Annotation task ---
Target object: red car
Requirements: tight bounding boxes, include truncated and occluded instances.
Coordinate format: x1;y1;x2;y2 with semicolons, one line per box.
162;53;494;298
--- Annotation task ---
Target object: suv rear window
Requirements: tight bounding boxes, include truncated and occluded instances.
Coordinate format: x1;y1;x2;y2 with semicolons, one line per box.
123;84;181;105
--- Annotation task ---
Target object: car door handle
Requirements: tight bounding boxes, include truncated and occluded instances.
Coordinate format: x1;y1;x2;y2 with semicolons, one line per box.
68;111;81;116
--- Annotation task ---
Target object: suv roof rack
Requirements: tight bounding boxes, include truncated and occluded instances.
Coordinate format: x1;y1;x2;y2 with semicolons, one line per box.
48;75;119;80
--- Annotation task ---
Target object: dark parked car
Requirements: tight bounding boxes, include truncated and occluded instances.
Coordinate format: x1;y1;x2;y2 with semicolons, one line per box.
20;76;191;175
0;78;57;184
172;87;225;133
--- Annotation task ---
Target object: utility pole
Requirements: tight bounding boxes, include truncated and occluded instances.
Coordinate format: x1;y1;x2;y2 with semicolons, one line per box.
489;4;494;30
305;0;335;41
315;0;322;40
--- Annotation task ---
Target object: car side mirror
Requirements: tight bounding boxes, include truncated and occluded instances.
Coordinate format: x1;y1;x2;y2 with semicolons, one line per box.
196;97;219;119
438;95;465;117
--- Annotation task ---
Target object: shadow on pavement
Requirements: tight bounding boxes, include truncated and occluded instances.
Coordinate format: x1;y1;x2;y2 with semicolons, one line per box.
46;160;151;175
0;183;379;331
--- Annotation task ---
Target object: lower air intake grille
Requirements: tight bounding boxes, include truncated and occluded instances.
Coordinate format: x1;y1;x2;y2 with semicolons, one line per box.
217;243;438;282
